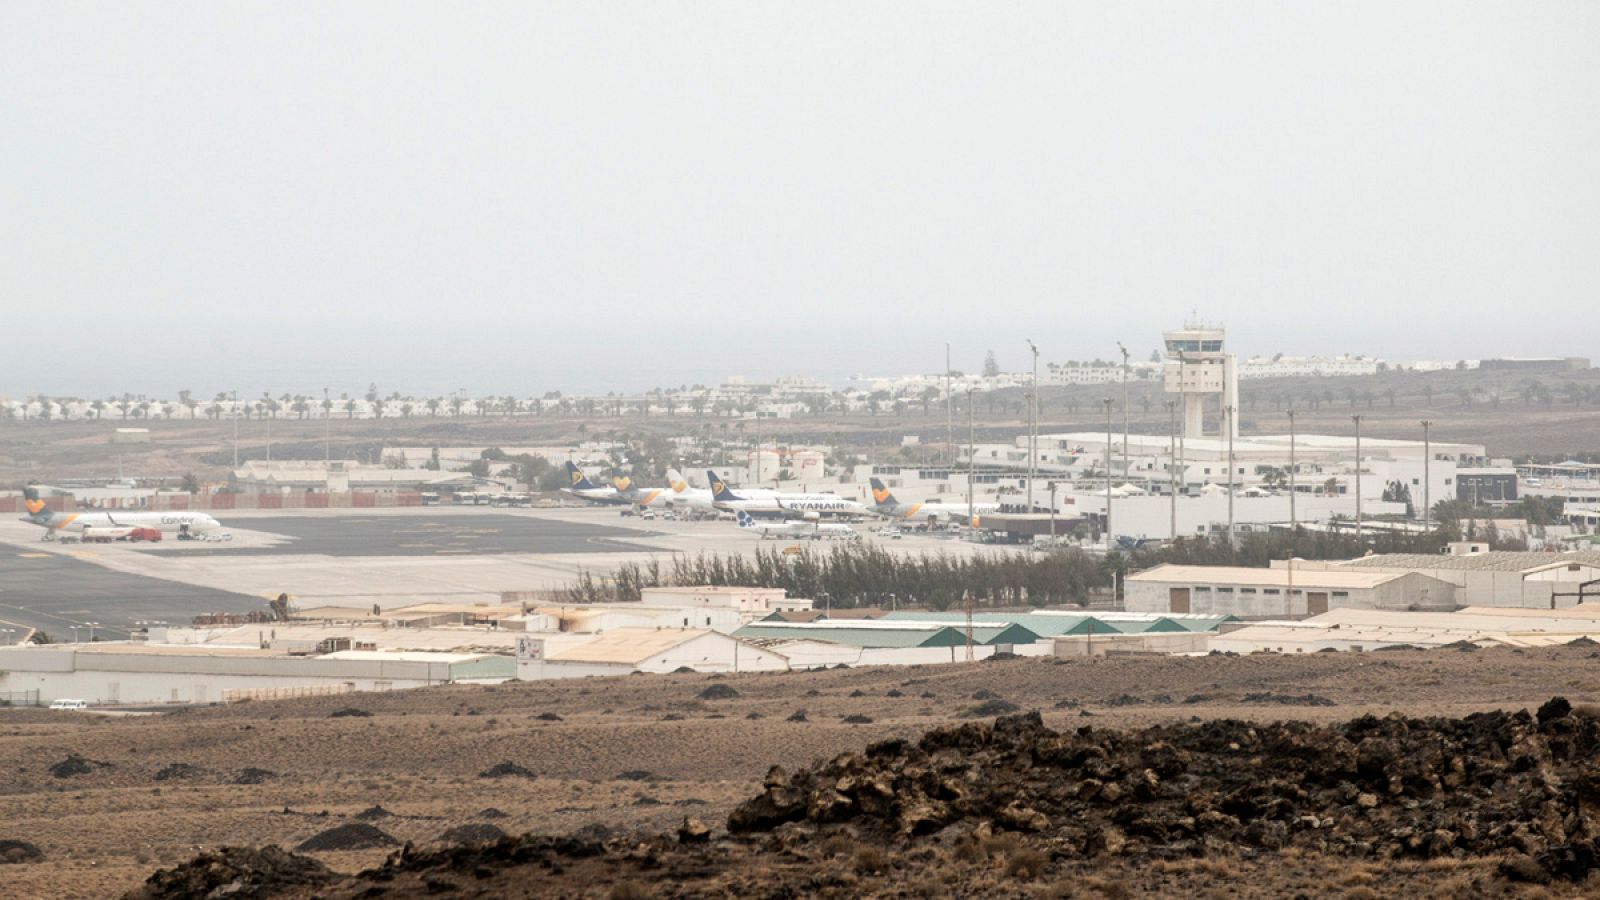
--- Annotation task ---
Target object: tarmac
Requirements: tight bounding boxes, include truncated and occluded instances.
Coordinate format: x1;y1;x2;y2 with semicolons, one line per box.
0;505;988;634
0;550;264;640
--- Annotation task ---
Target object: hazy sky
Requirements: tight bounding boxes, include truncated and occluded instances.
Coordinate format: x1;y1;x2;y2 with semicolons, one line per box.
4;2;1597;398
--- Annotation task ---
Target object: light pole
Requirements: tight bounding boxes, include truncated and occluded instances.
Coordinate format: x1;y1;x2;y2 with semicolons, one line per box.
1421;420;1433;530
86;621;99;642
1166;400;1177;541
232;389;239;467
945;343;953;465
1026;339;1038;512
323;387;331;463
1352;414;1364;542
1049;481;1058;538
1117;342;1130;467
1224;404;1236;544
1287;408;1297;532
966;388;976;523
1103;397;1114;544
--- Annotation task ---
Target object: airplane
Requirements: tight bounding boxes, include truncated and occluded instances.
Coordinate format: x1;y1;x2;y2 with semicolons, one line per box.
609;473;673;509
736;510;857;540
19;486;222;542
868;478;997;526
707;470;868;520
561;462;629;505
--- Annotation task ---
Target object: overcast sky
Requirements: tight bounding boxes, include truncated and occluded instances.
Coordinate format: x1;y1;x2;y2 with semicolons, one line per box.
3;2;1597;398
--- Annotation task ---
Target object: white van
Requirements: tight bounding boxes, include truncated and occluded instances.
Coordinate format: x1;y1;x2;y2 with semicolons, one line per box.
48;699;89;711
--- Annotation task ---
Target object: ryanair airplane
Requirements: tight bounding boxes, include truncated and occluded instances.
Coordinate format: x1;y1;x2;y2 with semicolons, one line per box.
869;478;995;527
561;462;629;505
707;470;867;520
19;486;222;541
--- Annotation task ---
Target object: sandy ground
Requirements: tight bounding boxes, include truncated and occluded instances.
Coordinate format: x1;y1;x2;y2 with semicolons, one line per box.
4;643;1599;897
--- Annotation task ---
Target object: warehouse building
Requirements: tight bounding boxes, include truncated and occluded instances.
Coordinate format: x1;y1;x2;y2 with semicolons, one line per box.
519;628;789;679
1333;551;1600;608
0;644;512;705
1209;606;1600;654
1125;564;1456;617
733;620;1040;649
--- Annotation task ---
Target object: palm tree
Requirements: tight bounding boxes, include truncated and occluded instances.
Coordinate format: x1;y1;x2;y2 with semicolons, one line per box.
425;398;441;417
344;399;357;419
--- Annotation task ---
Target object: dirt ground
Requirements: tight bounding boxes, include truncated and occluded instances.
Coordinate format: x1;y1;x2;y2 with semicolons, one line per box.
6;645;1600;897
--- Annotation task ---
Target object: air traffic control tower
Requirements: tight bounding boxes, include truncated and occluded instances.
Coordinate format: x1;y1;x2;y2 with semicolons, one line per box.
1163;324;1239;441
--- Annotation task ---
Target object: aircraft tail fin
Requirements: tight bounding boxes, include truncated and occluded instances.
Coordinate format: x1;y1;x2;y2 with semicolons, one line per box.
611;473;634;493
564;461;599;491
667;469;689;493
22;485;52;522
707;470;740;502
868;477;898;509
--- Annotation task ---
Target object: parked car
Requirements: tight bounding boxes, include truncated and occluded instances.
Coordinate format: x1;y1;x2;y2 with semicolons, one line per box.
49;699;89;711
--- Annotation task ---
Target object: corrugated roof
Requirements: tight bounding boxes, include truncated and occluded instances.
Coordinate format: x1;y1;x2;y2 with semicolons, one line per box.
546;628;718;664
1128;564;1414;589
878;610;1236;636
1339;551;1600;573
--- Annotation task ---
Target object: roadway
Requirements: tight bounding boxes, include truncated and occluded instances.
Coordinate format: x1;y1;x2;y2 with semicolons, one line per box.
136;513;657;557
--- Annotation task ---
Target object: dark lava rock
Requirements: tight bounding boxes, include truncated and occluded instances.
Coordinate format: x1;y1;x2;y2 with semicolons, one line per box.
617;770;653;781
677;818;711;844
534;712;563;721
786;710;808;722
843;714;873;724
1537;696;1572;724
295;823;399;852
125;846;333;898
964;698;1021;718
885;689;905;698
1240;692;1336;707
328;707;371;718
439;823;506;844
233;768;276;785
971;689;999;701
352;805;392;821
49;753;110;779
475;808;508;820
0;839;43;864
479;761;536;779
154;763;205;782
698;684;740;700
849;689;866;697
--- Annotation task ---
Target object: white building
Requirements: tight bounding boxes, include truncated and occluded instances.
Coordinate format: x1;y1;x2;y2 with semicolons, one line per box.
1126;564;1457;617
0;644;512;705
521;628;789;679
638;586;812;617
1237;355;1383;379
1163;324;1239;441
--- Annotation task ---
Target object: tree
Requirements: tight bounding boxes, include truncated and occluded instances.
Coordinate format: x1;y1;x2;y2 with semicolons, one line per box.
982;351;1000;378
180;473;201;494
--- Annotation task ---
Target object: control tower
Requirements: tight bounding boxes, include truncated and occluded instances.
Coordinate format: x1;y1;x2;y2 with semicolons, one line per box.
1162;323;1238;440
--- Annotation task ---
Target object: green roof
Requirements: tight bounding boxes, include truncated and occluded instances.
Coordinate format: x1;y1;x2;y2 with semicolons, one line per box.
879;610;1235;635
733;622;1040;649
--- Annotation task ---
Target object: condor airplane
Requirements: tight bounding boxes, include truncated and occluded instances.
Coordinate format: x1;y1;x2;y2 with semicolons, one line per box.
869;478;996;526
561;462;629;505
736;510;858;540
19;486;222;541
707;470;868;520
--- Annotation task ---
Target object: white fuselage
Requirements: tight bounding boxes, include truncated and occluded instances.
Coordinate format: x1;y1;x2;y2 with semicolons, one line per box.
36;511;220;535
883;501;998;524
745;520;857;540
718;493;867;519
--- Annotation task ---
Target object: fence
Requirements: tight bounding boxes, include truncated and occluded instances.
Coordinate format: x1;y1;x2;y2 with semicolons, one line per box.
0;492;424;514
0;690;40;707
222;684;355;703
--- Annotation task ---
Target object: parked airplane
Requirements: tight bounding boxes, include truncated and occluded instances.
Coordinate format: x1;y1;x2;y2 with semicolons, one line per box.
868;478;996;526
19;486;221;542
707;470;868;519
561;462;628;505
736;510;857;540
609;473;671;509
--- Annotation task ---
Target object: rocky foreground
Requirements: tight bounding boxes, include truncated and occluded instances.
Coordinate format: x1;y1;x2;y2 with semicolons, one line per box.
127;698;1600;897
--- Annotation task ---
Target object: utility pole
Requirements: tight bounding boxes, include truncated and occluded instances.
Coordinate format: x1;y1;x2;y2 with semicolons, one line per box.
1352;414;1364;542
1287;408;1297;532
1421;420;1433;531
1026;339;1039;512
232;389;239;467
1117;342;1130;468
945;343;953;466
966;388;976;523
1103;397;1114;544
1049;481;1058;538
1166;400;1177;541
323;387;331;463
1225;405;1236;544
